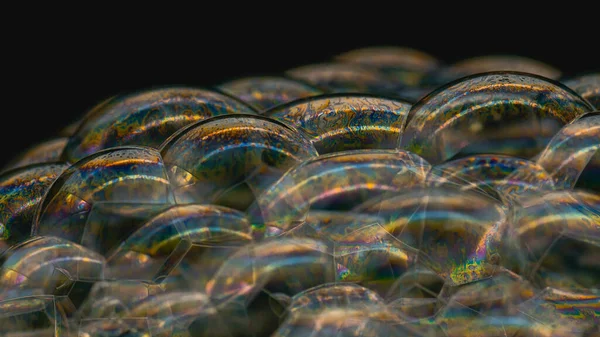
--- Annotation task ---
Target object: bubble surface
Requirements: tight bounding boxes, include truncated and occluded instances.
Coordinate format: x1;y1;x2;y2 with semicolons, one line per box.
400;72;593;164
3;138;68;172
33;146;174;244
0;163;70;254
63;87;256;162
218;76;323;111
160;114;318;210
267;94;412;154
563;73;600;109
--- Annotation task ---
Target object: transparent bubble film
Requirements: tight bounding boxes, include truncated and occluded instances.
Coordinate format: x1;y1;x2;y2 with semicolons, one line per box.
1;48;598;336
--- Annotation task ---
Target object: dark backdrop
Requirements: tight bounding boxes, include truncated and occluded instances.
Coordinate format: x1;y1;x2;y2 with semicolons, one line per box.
4;31;597;166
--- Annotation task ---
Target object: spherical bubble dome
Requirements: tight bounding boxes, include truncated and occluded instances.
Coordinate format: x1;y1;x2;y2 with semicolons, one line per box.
450;55;562;80
563;73;600;109
32;146;175;245
160;114;318;210
63;87;257;163
266;94;412;155
2;137;68;172
400;72;593;164
0;162;70;254
217;76;323;112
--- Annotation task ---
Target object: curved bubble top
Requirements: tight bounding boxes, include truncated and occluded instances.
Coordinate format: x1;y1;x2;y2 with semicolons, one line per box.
267;94;412;154
254;149;431;233
160;114;318;210
285;63;400;96
400;72;593;164
563;73;600;109
451;55;562;79
536;114;600;191
218;76;323;111
63;87;257;162
0;163;70;254
33;146;174;244
3;138;68;172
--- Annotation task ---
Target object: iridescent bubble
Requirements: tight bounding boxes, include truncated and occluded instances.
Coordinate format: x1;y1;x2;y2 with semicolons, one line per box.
285;63;402;96
563;73;600;109
266;94;412;154
359;187;508;286
129;291;229;337
273;305;410;337
63;87;256;162
207;238;335;307
0;163;69;254
33;146;174;244
0;295;68;336
400;72;593;164
287;283;384;315
78;318;151;337
333;223;416;295
429;154;556;203
451;55;562;80
511;190;600;291
160;114;318;210
0;236;105;297
285;210;386;242
518;287;600;334
335;46;440;87
253;149;431;235
217;76;323;111
106;204;252;287
535;113;600;192
2;138;68;172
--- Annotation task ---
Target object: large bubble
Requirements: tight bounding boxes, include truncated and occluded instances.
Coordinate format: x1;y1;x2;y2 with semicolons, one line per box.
160;114;318;210
0;163;70;254
400;72;593;164
63;87;256;162
266;94;412;154
33;146;174;245
218;76;323;111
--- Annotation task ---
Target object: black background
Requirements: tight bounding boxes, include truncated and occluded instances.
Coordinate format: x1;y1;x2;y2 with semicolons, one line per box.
4;28;598;166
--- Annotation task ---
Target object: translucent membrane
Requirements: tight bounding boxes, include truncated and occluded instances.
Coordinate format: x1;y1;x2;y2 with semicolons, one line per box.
451;55;562;80
253;149;431;234
563;73;600;109
218;76;323;112
355;187;508;286
285;63;402;96
160;114;318;210
106;204;252;287
33;146;174;244
0;236;105;297
428;154;556;203
63;87;256;162
535;113;600;192
77;279;163;319
0;295;68;336
334;46;440;87
207;238;335;307
400;72;593;164
0;163;69;254
511;190;600;291
3;138;68;172
287;283;384;315
266;94;412;155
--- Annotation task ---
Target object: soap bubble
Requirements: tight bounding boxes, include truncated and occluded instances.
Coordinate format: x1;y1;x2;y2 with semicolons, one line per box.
266;94;412;154
535;113;600;192
451;55;562;80
33;146;174;244
0;163;70;254
563;73;600;109
160;114;318;210
3;138;68;172
400;72;593;164
63;87;256;162
218;76;323;111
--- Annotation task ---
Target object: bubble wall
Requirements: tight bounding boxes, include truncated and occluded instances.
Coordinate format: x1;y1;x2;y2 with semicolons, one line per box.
1;47;598;336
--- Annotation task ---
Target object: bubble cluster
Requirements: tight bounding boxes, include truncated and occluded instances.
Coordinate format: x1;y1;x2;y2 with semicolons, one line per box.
1;47;598;336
